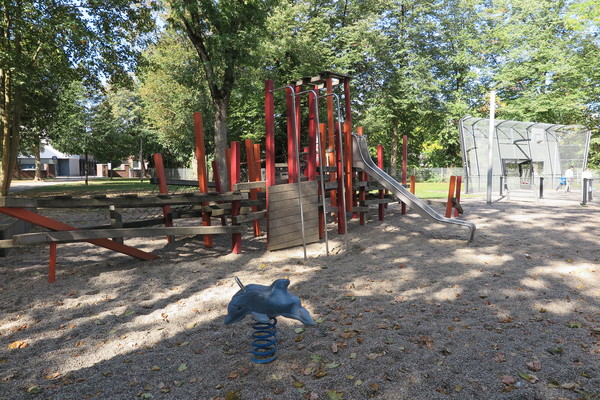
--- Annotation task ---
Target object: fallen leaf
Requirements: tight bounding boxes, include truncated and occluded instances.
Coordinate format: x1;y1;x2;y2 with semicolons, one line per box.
225;390;241;400
501;375;515;385
27;385;42;394
151;366;160;371
327;390;344;400
568;322;581;328
177;363;188;372
526;361;541;372
228;370;239;379
7;341;28;349
325;362;341;369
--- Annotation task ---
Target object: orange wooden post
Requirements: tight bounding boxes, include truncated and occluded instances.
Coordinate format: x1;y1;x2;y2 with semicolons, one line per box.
49;242;57;283
410;175;416;194
454;176;462;217
230;142;242;253
335;131;346;234
357;127;366;225
194;112;213;247
225;147;232;190
446;176;457;218
377;144;385;220
318;122;327;239
344;120;353;213
245;139;261;236
401;135;408;215
153;154;174;242
286;86;298;183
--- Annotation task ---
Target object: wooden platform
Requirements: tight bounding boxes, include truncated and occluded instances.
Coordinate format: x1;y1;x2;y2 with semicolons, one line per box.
267;181;320;251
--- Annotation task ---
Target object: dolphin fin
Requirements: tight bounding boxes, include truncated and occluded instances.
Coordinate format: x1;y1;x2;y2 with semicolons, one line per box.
251;312;271;324
270;278;290;292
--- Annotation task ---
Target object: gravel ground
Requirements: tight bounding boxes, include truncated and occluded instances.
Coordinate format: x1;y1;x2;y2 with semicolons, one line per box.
0;197;599;400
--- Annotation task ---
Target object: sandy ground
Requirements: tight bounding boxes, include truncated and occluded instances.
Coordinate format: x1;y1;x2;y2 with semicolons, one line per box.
0;195;599;400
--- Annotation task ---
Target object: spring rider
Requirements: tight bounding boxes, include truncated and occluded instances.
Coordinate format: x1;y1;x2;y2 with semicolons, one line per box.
224;277;315;363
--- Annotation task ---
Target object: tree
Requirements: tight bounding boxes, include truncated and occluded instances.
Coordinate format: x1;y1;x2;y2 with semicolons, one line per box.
168;0;276;189
0;0;156;195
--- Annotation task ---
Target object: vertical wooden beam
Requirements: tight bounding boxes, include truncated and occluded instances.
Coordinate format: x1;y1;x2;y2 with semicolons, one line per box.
454;176;462;217
344;120;353;213
410;175;416;194
286;86;298;183
401;135;408;215
153;153;173;242
307;90;317;181
194;112;213;247
357;127;366;225
326;77;335;150
446;176;457;218
245;139;261;236
225;147;232;191
49;242;57;283
377;144;385;221
230;141;242;253
265;80;276;189
335;131;346;234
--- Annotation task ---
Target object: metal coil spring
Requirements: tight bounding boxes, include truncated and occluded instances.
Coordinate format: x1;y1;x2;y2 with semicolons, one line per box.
251;318;277;364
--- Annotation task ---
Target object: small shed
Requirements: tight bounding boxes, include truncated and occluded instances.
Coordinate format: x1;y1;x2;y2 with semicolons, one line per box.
459;117;591;194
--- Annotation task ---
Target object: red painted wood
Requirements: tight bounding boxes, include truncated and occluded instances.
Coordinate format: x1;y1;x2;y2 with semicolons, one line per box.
357;127;366;225
49;242;57;283
194;112;213;247
377;144;385;221
307;90;317;181
286;86;298;183
402;135;408;215
446;176;457;218
245;139;261;236
454;176;462;217
265;80;276;189
344;120;353;213
0;207;158;260
230;142;242;253
153;153;174;242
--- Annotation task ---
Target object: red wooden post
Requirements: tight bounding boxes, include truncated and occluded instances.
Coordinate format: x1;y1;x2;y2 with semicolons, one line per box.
265;80;276;189
225;147;232;191
410;175;416;194
253;144;262;180
245;139;261;236
446;176;457;218
230;141;242;253
153;153;174;242
343;78;355;215
318;121;326;239
286;86;298;183
357;127;366;225
377;144;385;221
336;132;346;234
307;90;317;181
326;77;335;151
454;176;462;217
49;242;57;283
194;112;213;247
401;135;408;215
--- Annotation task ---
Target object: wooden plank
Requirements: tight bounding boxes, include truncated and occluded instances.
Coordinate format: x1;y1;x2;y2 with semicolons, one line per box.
0;198;38;208
28;192;246;209
268;180;319;196
364;198;396;205
0;239;21;248
231;211;267;225
13;225;245;245
268;212;318;229
268;226;320;250
234;181;267;191
267;196;318;212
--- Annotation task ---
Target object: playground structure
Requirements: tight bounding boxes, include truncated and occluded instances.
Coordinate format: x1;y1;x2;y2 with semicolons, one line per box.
0;72;477;282
459;116;591;198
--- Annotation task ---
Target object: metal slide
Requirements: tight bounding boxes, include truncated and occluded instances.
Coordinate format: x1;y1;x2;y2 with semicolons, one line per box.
352;133;476;241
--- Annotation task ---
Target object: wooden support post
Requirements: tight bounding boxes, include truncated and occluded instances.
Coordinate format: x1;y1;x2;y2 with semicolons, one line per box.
357;127;366;225
230;141;242;253
265;80;276;189
225;147;232;191
401;135;408;215
286;86;298;183
410;175;416;194
109;205;124;244
454;176;462;217
446;176;457;218
307;90;317;181
194;111;213;247
377;144;385;220
245;139;261;236
344;120;353;213
152;153;174;243
336;132;346;234
49;241;57;283
318;122;326;239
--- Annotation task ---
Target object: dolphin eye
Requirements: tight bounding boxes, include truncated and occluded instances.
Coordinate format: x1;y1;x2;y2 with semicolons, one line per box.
237;306;242;311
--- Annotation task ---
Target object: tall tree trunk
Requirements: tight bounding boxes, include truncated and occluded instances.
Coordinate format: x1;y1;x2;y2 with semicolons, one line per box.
214;97;229;190
389;120;399;178
34;139;43;181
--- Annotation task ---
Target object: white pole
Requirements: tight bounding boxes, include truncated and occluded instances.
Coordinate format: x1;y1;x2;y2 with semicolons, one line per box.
486;90;496;205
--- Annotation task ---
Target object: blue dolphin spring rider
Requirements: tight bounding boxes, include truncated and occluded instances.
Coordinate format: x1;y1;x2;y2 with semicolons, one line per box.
225;277;315;363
